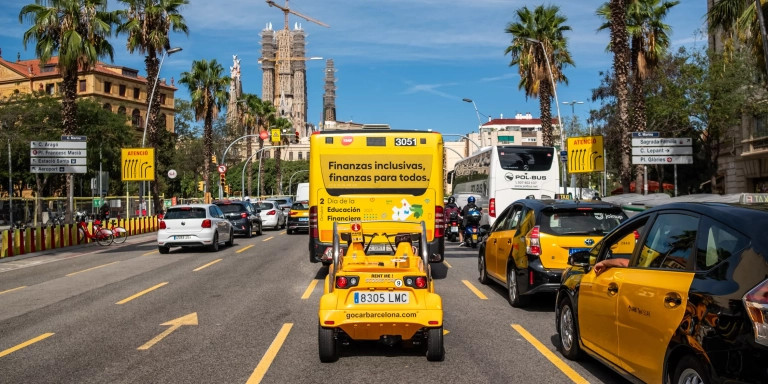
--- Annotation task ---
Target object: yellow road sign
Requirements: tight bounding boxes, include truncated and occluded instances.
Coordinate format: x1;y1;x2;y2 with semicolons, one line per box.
121;148;155;181
567;135;604;173
271;129;281;143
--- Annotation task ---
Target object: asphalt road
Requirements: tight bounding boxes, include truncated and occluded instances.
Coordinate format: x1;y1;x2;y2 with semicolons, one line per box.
0;230;629;384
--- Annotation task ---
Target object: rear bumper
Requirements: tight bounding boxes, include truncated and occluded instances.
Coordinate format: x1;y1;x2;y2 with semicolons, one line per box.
287;218;309;231
521;258;563;295
310;237;444;263
157;230;215;247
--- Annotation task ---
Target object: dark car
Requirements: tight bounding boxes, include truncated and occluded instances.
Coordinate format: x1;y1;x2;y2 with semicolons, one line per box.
479;198;628;307
287;201;309;234
213;200;262;238
556;202;768;384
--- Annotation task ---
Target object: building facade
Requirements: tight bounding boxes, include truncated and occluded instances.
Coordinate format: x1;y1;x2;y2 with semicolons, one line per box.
0;54;176;134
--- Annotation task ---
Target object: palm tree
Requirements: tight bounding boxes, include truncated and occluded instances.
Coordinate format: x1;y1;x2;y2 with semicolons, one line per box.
254;99;276;197
598;0;678;192
239;93;263;196
504;5;573;147
606;0;633;193
708;0;768;78
20;0;118;221
117;0;189;211
178;59;230;196
273;116;293;194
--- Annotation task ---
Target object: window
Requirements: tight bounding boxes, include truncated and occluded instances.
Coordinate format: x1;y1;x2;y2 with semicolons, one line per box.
132;109;141;127
635;214;698;270
695;217;749;270
159;114;167;129
119;84;126;97
117;106;126;115
103;103;112;111
599;217;648;262
133;87;140;99
159;93;166;105
40;64;55;73
104;81;112;94
298;152;303;160
289;151;294;160
79;80;86;92
45;83;55;95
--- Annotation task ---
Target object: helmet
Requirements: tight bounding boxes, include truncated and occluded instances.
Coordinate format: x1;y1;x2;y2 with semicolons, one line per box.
447;196;455;204
467;196;476;204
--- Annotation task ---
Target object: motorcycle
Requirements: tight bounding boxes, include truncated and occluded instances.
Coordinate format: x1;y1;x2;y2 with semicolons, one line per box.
463;209;482;248
446;211;460;242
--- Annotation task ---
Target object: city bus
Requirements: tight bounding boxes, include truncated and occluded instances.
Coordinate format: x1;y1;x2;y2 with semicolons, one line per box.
308;130;445;264
451;145;561;226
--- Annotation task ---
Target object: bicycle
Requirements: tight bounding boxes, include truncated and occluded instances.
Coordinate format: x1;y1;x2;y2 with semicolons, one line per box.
102;219;128;244
77;219;114;246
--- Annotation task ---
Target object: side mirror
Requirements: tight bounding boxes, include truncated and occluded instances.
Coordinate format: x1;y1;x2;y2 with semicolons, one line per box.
568;250;591;267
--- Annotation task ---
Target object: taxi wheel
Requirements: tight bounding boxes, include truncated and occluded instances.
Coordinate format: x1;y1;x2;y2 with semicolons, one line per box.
287;228;294;234
245;224;253;238
673;355;710;384
507;267;529;307
318;325;339;362
478;252;489;284
558;298;582;360
158;246;170;254
226;229;234;247
426;327;445;362
208;234;219;252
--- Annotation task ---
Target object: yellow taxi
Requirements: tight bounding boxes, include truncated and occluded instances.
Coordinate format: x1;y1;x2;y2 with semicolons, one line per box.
318;221;444;362
478;198;628;307
287;200;309;234
556;202;768;384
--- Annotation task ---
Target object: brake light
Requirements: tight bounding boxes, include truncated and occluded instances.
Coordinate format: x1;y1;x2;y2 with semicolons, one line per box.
335;275;358;289
267;210;276;215
202;219;212;228
241;212;248;219
434;206;444;238
415;276;427;288
336;276;348;288
744;278;768;347
634;230;640;240
527;225;541;256
490;198;496;218
310;206;318;238
289;211;298;216
404;276;428;289
159;220;166;229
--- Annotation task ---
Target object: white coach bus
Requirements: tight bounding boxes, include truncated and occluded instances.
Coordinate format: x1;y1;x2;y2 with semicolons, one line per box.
451;145;561;226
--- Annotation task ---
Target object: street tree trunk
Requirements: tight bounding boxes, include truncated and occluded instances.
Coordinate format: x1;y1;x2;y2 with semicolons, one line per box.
539;78;554;147
610;0;632;194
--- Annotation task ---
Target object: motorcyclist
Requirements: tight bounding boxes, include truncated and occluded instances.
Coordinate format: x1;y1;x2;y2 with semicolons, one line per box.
444;196;461;240
459;196;481;246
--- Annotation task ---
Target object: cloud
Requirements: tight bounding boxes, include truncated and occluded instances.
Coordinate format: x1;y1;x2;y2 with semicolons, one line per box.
402;82;459;100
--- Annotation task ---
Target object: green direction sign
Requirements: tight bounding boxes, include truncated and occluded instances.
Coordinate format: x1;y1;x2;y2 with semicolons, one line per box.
93;198;103;208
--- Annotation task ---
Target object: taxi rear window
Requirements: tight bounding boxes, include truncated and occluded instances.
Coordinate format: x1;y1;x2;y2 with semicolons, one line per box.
540;208;626;236
164;208;206;219
291;202;310;210
217;204;246;213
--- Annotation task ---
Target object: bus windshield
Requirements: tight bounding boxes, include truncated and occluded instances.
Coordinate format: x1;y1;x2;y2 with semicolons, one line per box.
498;146;554;171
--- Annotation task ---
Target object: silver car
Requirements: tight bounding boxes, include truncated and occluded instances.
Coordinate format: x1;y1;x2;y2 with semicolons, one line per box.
254;200;287;230
157;204;234;253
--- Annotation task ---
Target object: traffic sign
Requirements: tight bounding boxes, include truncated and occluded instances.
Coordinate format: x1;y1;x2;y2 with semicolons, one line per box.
271;129;281;143
632;147;693;156
31;157;87;165
61;135;87;141
632;137;692;147
121;148;155;181
632;155;693;164
260;131;269;140
167;169;177;179
631;131;660;138
217;164;228;174
30;148;87;157
30;141;87;149
567;135;604;174
30;165;87;173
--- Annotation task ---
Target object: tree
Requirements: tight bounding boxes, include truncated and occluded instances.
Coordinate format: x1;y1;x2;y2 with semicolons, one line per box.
239;93;261;196
606;0;633;193
117;0;189;213
708;0;768;80
178;59;230;197
273;116;293;194
253;99;276;197
504;5;573;146
20;0;118;221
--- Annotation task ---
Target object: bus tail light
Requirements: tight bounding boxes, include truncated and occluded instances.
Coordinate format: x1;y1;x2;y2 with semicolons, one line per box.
489;198;496;218
310;206;318;238
744;278;768;347
526;225;541;256
434;206;444;238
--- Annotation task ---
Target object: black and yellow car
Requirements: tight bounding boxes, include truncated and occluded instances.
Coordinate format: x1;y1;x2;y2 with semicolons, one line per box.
556;202;768;384
478;198;627;307
287;200;309;234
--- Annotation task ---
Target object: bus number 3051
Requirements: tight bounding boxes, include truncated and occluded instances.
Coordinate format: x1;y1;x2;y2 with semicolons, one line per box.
394;138;416;146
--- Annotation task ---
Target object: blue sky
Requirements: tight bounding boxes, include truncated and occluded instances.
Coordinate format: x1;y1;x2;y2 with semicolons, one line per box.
1;0;707;139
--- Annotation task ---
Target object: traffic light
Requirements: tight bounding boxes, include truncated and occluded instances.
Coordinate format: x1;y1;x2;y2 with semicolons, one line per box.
294;131;300;143
198;181;204;191
224;184;230;195
211;155;217;164
219;173;226;186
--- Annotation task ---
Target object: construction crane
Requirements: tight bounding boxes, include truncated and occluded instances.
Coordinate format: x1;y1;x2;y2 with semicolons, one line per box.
265;0;329;29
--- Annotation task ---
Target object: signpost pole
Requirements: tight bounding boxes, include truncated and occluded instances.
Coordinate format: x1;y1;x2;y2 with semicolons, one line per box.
674;165;678;197
643;166;648;195
8;140;13;228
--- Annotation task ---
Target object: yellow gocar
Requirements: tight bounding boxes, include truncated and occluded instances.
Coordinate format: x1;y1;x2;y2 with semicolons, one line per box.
318;221;444;362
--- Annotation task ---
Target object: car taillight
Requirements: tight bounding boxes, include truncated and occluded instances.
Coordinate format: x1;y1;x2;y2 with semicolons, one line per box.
744;278;768;347
310;206;318;238
267;210;276;215
335;275;358;289
289;211;297;216
434;206;444;238
241;212;248;219
526;225;541;256
159;220;166;229
404;276;428;289
634;230;640;240
490;198;496;218
201;219;212;228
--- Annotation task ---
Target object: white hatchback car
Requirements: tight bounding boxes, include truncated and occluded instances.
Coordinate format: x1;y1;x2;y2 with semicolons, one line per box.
254;200;287;230
157;204;234;253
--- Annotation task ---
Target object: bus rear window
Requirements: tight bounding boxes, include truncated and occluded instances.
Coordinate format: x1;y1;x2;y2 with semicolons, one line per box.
497;146;554;171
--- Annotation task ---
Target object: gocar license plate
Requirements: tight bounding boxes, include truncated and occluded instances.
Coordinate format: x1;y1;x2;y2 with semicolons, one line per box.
354;292;410;304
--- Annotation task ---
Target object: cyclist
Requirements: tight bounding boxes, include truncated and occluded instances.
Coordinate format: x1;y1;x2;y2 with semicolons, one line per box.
459;196;481;246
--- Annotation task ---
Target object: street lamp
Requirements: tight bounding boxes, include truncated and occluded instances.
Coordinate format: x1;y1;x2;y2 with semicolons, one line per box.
288;169;308;198
442;134;481;152
139;47;181;216
462;98;489;147
523;37;566;194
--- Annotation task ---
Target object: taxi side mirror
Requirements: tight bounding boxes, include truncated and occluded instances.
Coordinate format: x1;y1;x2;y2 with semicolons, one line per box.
568;250;591;267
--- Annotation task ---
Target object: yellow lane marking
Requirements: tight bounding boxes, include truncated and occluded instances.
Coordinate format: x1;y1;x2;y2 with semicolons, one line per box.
443;260;452;268
237;244;255;254
301;280;320;299
262;236;274;242
511;324;589;384
66;261;119;277
280;231;286;235
0;333;55;358
138;313;198;350
116;282;168;305
462;280;488;300
193;259;222;272
246;323;293;384
142;250;159;256
0;286;26;295
443;329;450;335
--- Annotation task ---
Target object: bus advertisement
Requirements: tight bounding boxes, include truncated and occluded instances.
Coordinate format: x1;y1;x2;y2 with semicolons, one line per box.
309;130;445;264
